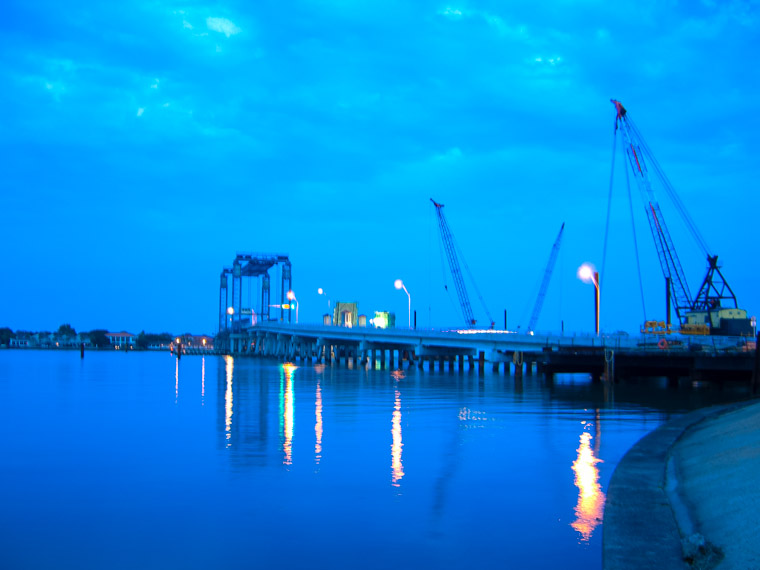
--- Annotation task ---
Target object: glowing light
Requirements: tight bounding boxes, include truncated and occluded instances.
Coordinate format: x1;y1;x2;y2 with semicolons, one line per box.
391;387;404;487
315;380;323;464
227;306;234;315
577;264;598;286
571;431;606;541
317;288;323;295
394;279;403;290
224;355;234;446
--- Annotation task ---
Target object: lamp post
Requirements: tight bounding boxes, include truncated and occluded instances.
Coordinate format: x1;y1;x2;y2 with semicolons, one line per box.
578;265;600;336
318;287;331;325
317;288;331;309
287;290;299;324
394;279;411;329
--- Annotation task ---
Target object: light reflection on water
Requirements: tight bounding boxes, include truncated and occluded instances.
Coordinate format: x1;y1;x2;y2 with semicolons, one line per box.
0;350;751;570
224;355;233;446
571;427;606;541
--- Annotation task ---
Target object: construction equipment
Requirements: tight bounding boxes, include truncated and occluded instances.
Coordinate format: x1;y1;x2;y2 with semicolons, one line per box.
431;198;493;328
527;223;565;333
612;100;751;336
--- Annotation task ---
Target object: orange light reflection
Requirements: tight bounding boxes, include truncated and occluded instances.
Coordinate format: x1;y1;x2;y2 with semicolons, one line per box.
571;431;606;541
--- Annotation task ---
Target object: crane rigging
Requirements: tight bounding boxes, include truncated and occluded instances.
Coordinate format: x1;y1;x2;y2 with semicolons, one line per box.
611;99;751;336
430;198;493;328
527;222;565;334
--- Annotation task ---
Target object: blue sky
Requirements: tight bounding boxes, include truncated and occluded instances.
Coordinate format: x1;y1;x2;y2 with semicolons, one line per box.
2;0;758;335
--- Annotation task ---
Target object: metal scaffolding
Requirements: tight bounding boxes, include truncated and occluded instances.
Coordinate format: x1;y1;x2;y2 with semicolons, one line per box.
218;253;292;332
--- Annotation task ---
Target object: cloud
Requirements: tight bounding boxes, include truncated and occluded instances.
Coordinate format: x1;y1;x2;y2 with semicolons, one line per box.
136;107;144;117
206;17;241;38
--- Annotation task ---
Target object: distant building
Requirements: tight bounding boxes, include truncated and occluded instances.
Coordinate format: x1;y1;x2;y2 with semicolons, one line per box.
106;332;135;348
333;302;359;327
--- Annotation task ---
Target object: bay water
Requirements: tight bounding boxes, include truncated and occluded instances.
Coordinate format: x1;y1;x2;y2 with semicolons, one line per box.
0;350;747;569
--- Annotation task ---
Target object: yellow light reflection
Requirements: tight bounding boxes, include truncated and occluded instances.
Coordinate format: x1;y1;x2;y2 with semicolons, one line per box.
571;431;606;541
282;363;296;466
391;386;404;487
315;379;323;464
224;355;234;447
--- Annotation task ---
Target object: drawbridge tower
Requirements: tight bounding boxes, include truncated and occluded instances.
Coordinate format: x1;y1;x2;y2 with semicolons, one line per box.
218;253;292;332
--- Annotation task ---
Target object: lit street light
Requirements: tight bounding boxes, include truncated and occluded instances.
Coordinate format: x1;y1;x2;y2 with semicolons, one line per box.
287;290;299;324
394;279;411;329
317;287;331;309
578;264;600;336
227;306;234;330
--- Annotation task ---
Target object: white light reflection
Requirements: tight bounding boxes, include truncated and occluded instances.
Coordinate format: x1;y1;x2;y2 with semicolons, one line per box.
201;356;206;405
224;355;234;447
175;358;179;404
391;373;405;487
281;363;296;466
571;430;606;541
315;379;323;464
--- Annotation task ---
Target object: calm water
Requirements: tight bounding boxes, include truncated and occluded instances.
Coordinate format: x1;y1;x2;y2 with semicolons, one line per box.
0;350;749;569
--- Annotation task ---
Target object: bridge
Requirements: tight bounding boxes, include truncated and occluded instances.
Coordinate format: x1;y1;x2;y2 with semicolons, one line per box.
216;322;758;385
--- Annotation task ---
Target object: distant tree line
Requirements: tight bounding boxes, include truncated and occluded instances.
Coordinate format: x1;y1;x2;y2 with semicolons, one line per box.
135;331;174;349
0;324;175;349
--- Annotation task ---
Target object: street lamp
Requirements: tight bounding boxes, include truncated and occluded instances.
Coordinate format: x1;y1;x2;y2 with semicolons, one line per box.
318;287;332;325
394;279;411;329
287;290;299;324
227;306;234;330
317;287;331;309
578;264;600;336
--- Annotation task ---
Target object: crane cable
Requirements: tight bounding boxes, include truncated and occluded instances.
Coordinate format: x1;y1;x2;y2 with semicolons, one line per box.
601;122;617;279
605;125;648;323
626;149;648;321
627;118;711;256
453;234;494;326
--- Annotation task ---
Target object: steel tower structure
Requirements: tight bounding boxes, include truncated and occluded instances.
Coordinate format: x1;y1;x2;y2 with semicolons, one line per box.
218;253;292;332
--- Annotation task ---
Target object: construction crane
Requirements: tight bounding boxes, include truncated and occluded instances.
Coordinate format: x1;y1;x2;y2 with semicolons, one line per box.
611;99;751;336
527;222;564;333
430;198;493;328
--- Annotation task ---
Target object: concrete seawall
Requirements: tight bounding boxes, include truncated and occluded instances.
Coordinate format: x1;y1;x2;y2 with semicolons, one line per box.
603;398;760;569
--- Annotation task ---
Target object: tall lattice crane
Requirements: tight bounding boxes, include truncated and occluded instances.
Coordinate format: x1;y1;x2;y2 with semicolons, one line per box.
431;198;492;328
611;99;750;335
527;222;564;333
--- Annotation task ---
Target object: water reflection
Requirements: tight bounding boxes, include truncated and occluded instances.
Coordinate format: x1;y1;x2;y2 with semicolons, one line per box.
175;357;179;404
201;356;206;405
571;423;606;541
391;385;404;487
315;379;323;464
280;363;296;466
225;355;234;447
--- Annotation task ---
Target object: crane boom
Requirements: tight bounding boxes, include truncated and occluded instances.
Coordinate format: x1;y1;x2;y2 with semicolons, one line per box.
612;100;693;322
611;99;748;335
527;222;564;333
431;198;476;327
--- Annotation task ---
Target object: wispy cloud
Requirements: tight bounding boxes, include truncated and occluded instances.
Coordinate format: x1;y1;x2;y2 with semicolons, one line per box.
206;17;241;38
